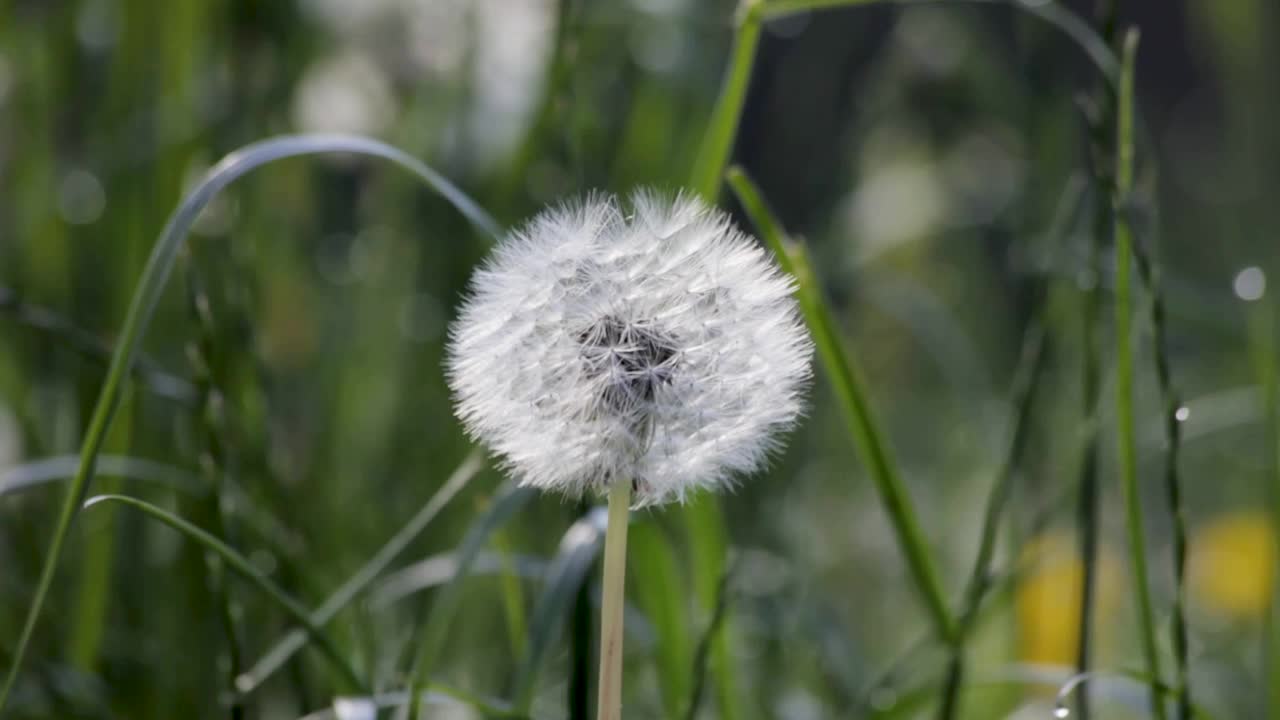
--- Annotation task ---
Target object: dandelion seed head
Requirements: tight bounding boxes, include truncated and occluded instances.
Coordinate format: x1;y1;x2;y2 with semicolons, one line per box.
446;190;813;506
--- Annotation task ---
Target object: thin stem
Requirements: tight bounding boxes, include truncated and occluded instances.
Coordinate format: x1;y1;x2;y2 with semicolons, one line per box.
1113;29;1167;720
1074;165;1107;720
940;316;1049;720
1130;193;1191;720
1074;0;1121;713
1252;297;1280;717
237;451;483;696
596;480;633;720
184;259;246;720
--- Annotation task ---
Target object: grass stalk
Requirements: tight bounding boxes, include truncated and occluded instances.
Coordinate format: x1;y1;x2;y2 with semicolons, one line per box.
81;493;366;693
596;479;633;720
939;313;1049;719
1074;150;1108;720
1075;2;1122;714
0;134;501;713
728;167;957;645
237;451;483;695
689;2;763;201
1129;172;1191;720
692;0;1118;203
683;565;734;720
1112;29;1167;720
755;0;1119;79
184;256;246;718
1252;297;1280;717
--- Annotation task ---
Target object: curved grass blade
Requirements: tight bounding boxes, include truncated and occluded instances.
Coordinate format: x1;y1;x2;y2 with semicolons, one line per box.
236;451;485;696
401;483;538;720
869;665;1219;720
693;0;1118;200
727;166;957;645
758;0;1117;80
1051;669;1217;720
0;133;502;712
370;551;548;609
510;506;608;712
299;683;529;720
0;455;202;498
80;494;365;693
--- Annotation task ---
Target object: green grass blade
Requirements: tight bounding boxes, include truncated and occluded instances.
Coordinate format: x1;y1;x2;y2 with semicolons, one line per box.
80;493;366;693
305;683;529;720
236;450;486;696
683;563;733;720
0;285;197;405
1129;138;1192;720
511;506;607;712
683;495;746;720
0;133;502;712
757;0;1118;82
402;483;538;720
688;2;763;201
869;665;1220;720
1258;298;1280;717
0;455;202;497
628;522;692;716
690;0;1118;202
939;312;1049;719
728;166;957;645
369;552;547;609
493;524;530;660
1112;29;1167;720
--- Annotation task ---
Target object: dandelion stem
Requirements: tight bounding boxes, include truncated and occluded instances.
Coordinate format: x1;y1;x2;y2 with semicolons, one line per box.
597;480;633;720
1113;29;1167;720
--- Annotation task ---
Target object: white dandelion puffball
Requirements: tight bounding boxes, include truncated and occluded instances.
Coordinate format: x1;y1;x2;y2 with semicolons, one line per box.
446;190;813;506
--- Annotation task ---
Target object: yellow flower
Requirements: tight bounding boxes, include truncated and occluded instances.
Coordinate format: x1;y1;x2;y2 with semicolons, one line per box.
1188;511;1276;619
1015;531;1120;667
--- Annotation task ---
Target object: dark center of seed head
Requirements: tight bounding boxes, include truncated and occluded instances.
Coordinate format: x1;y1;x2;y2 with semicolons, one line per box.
577;315;678;413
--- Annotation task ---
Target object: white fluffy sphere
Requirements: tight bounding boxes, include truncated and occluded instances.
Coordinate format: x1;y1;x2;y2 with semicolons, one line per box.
446;190;812;506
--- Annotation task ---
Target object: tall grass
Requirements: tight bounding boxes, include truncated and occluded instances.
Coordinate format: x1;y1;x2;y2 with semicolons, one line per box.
0;1;1268;718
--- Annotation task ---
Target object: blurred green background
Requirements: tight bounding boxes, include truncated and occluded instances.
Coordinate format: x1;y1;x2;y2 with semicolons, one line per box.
1;0;1278;718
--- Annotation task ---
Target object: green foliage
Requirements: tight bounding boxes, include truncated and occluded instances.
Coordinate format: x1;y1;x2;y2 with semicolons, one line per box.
1;1;1276;718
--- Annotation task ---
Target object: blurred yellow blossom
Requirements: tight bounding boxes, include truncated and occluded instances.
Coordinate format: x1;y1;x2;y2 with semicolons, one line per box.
1015;531;1120;667
1188;510;1276;619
